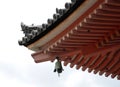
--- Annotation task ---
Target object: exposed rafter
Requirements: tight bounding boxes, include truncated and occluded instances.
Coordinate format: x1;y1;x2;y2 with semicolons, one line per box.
19;0;120;80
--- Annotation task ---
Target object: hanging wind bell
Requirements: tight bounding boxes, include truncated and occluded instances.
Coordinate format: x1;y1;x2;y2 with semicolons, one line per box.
53;57;64;77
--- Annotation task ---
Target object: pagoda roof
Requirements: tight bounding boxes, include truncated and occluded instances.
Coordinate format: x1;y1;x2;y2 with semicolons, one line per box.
18;0;85;47
18;0;120;80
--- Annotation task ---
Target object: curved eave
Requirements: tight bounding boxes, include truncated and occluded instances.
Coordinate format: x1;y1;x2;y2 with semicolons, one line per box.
31;0;120;80
27;0;98;51
21;0;85;48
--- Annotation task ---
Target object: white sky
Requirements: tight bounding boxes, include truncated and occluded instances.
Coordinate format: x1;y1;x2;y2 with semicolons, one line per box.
0;0;120;87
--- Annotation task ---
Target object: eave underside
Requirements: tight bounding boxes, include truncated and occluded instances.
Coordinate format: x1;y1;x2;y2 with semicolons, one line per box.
31;0;120;80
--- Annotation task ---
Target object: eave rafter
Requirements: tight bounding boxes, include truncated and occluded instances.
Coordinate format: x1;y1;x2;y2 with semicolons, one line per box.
29;0;120;80
32;43;120;79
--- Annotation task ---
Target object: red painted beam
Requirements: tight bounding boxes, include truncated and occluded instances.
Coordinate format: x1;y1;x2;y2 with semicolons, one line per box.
31;51;54;63
70;54;83;68
82;55;98;71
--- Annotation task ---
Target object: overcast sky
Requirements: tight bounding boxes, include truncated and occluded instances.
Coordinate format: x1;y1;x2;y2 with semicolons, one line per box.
0;0;120;87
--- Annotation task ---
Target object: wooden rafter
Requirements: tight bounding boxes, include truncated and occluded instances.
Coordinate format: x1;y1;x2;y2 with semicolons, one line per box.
29;0;120;80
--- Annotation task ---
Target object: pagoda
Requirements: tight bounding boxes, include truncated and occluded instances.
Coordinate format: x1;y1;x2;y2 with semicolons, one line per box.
18;0;120;80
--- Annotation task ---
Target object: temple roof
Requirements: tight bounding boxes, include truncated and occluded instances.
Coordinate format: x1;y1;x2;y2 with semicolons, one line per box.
18;0;120;80
18;0;85;47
